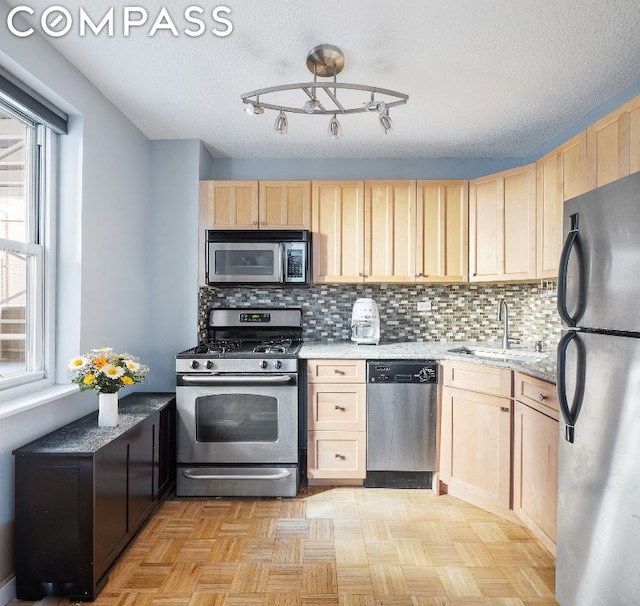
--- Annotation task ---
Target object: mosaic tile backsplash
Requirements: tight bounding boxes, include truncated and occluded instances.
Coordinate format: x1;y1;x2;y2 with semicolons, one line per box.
199;281;561;351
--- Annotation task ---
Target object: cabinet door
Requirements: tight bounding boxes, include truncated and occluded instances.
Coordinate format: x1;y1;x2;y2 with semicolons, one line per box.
307;430;366;479
94;440;128;576
128;417;156;533
536;133;588;278
308;383;367;431
440;385;512;513
201;180;259;229
312;181;365;283
416;180;469;283
469;164;536;281
307;359;366;383
513;400;558;555
363;180;416;282
259;181;311;229
586;95;640;188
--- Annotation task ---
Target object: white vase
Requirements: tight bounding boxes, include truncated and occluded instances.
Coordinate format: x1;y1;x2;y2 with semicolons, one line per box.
98;392;119;427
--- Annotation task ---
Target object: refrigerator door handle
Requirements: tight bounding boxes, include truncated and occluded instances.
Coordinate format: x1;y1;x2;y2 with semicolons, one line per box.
557;213;580;327
557;330;586;443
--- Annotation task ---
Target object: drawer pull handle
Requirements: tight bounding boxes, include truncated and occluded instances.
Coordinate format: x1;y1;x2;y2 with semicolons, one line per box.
539;393;547;401
500;406;509;413
334;405;345;411
335;453;346;460
334;369;344;374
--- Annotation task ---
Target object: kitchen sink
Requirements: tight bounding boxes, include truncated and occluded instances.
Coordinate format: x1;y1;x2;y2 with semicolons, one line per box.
447;346;547;362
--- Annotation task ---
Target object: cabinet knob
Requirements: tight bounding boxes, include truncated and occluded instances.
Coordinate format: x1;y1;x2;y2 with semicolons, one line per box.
538;394;547;401
334;405;345;411
335;453;346;460
500;406;509;413
252;221;258;225
334;369;344;375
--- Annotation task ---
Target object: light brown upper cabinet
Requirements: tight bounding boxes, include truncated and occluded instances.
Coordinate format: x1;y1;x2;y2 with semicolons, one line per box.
312;180;417;284
201;180;311;230
363;181;416;283
312;181;365;283
258;181;311;229
200;180;259;229
536;132;588;279
469;164;537;282
416;180;469;283
586;96;640;189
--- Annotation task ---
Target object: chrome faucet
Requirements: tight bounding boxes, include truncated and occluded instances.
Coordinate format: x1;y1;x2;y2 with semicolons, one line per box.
497;298;519;349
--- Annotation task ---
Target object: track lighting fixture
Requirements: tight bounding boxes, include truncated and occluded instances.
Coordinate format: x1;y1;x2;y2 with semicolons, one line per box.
328;114;342;140
274;110;288;135
241;44;408;138
378;110;393;134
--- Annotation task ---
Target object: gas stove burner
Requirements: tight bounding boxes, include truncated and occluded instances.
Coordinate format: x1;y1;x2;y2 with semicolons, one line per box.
196;339;241;355
253;338;293;355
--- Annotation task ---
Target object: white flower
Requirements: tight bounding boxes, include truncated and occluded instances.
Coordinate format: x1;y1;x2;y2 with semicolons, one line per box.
124;359;140;371
92;347;113;353
100;364;125;379
68;356;88;370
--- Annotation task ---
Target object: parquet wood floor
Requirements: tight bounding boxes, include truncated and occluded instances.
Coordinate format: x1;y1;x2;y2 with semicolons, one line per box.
20;487;559;606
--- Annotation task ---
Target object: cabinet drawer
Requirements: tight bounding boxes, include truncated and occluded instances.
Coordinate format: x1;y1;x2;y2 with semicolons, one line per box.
307;359;366;383
441;361;512;397
514;372;558;418
308;384;366;431
307;431;366;479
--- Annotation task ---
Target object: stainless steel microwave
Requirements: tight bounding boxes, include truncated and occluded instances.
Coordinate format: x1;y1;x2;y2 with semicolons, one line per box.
205;230;311;286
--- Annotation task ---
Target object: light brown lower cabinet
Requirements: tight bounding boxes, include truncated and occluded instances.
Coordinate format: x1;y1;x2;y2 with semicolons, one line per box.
513;372;559;555
439;382;513;516
439;362;558;554
306;359;366;483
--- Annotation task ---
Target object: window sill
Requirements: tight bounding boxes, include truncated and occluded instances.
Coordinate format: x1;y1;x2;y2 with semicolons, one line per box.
0;384;78;421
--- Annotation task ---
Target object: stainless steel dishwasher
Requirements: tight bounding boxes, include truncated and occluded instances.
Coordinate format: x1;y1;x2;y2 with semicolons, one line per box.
365;360;438;488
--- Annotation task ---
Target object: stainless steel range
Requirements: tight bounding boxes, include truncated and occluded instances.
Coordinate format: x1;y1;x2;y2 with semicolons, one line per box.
176;308;303;497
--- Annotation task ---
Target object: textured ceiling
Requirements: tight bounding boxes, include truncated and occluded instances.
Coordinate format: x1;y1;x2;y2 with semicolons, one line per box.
6;0;640;159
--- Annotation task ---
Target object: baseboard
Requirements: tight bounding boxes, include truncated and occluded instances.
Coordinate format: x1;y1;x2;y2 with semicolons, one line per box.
0;574;16;606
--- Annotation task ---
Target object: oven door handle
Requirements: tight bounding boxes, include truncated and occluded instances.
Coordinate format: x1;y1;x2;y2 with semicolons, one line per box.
182;469;292;481
179;373;293;385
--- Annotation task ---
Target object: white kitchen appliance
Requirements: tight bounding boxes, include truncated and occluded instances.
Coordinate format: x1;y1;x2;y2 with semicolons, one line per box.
350;298;380;345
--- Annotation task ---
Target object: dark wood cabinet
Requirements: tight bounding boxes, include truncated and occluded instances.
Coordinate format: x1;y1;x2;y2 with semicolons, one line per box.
13;393;176;602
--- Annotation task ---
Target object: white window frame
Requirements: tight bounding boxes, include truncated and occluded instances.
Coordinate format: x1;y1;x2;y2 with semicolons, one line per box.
0;104;56;401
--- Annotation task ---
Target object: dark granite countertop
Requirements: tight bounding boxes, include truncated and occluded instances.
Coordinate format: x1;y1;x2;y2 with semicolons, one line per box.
13;392;175;456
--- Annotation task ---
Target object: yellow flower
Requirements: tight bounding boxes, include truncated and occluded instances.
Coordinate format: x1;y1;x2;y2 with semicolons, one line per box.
121;376;134;385
83;374;96;385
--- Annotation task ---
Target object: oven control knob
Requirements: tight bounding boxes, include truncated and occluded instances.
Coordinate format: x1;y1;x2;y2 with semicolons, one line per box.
190;360;200;369
275;360;283;369
260;360;268;369
206;360;214;370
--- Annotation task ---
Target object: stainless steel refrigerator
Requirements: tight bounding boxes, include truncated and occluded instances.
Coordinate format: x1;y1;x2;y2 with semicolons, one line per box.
556;171;640;606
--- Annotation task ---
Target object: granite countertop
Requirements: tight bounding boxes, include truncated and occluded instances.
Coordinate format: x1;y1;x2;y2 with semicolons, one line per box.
299;341;556;383
13;392;175;455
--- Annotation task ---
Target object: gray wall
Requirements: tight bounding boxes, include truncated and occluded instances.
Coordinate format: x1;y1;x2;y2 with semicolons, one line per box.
147;140;213;391
0;3;152;599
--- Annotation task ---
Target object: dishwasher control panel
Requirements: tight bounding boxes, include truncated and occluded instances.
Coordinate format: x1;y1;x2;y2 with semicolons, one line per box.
367;360;438;383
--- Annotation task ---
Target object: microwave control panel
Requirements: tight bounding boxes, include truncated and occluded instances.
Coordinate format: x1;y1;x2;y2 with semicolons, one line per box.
284;242;307;283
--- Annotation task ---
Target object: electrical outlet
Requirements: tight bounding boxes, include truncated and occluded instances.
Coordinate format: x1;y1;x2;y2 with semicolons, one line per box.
417;300;432;312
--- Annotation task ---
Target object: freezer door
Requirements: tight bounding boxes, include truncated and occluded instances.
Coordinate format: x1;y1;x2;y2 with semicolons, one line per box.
556;330;640;605
558;171;640;332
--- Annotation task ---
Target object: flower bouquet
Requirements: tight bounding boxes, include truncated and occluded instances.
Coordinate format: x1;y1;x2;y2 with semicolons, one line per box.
68;347;149;426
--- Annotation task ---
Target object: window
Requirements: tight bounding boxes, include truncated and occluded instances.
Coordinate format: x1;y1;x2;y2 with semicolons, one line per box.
0;70;65;397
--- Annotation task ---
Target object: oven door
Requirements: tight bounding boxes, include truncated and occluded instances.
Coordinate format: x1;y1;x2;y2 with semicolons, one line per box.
176;372;298;464
206;242;283;284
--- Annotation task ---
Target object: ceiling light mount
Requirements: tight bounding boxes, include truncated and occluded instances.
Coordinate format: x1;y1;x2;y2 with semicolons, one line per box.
241;44;408;138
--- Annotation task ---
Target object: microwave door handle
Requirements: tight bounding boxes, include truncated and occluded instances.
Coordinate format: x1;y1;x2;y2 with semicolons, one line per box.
276;243;285;282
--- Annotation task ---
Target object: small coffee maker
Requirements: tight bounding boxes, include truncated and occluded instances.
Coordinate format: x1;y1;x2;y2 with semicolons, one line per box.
350;298;380;345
